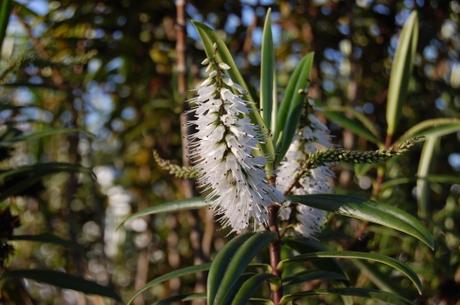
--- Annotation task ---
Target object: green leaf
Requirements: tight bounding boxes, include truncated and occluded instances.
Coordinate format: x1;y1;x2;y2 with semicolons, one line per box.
10;234;82;250
323;106;381;144
281;288;413;305
282;238;348;278
119;198;208;229
386;11;418;136
351;260;402;295
0;0;13;52
208;233;254;305
260;8;276;131
396;118;460;144
127;263;211;305
231;273;275;305
279;251;422;294
275;53;314;164
381;175;460;192
416;136;439;217
151;293;206;305
289;194;434;250
0;128;94;145
192;21;275;172
0;163;94;201
282;270;347;287
214;232;276;305
2;269;121;301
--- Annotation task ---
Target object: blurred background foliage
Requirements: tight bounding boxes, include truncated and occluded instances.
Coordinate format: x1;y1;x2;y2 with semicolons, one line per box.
1;0;460;304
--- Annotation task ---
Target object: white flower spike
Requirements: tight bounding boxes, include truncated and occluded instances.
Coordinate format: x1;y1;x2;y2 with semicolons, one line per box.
277;107;334;238
190;55;283;232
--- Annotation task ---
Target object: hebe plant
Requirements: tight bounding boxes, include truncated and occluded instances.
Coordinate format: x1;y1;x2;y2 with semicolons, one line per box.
127;10;434;305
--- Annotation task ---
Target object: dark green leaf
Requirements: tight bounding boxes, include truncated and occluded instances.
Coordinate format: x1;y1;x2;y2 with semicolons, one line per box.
289;194;435;250
231;273;275;305
208;233;254;305
279;251;422;294
282;270;348;287
2;269;121;301
281;288;413;305
127;263;211;305
275;53;314;164
0;0;13;52
214;232;276;305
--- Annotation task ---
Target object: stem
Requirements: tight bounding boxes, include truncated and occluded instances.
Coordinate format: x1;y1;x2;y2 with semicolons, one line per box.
267;204;282;305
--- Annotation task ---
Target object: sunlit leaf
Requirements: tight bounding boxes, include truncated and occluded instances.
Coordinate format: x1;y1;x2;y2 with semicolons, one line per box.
260;8;276;131
119;198;207;229
289;194;434;250
416;136;439;217
386;11;418;136
397;118;460;144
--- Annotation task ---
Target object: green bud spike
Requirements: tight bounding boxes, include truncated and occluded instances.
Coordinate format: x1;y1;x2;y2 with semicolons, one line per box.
153;150;199;179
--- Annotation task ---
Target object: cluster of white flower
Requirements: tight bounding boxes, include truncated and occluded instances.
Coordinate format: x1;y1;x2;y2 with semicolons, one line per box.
190;54;334;236
189;57;283;232
277;111;334;238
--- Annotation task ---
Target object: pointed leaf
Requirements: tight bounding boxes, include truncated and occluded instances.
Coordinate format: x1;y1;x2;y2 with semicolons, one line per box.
281;288;413;305
127;263;211;305
289;194;435;250
208;233;254;305
151;293;206;305
416;136;438;217
2;269;121;301
119;198;208;228
231;273;275;305
0;0;12;52
397;118;460;144
323;107;381;144
279;251;422;294
214;232;276;305
260;8;276;130
386;11;418;136
10;234;82;250
275;53;314;164
282;270;348;287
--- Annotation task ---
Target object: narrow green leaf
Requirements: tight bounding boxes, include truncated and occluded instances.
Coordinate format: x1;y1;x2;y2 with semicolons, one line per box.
381;175;460;192
260;8;276;131
282;270;347;287
351;260;402;295
192;21;275;171
396;118;460;144
151;293;206;305
10;234;82;250
386;11;418;136
323;107;381;144
275;53;314;164
0;0;13;52
127;263;211;305
282;238;348;279
2;269;121;301
282;238;352;305
289;194;435;250
208;233;254;305
416;136;439;217
214;232;276;305
0;128;94;145
279;251;422;294
281;288;413;305
231;273;275;305
119;198;208;229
